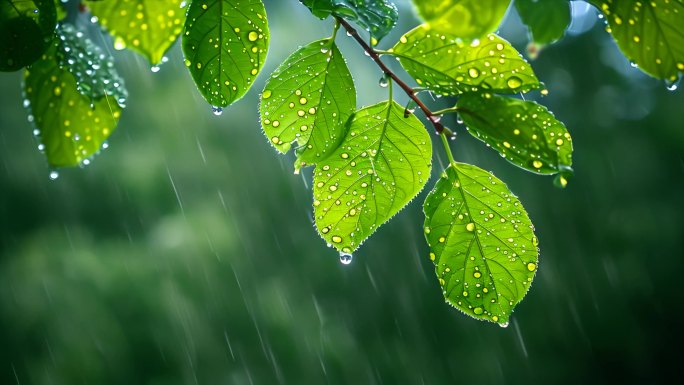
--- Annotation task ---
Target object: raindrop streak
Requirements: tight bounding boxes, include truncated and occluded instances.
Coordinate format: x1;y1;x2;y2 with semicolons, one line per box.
339;252;353;265
212;106;223;116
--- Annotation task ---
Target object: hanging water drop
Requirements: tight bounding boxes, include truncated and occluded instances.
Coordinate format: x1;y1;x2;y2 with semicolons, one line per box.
404;99;417;117
499;321;510;328
378;73;390;88
665;78;680;92
212;106;223;116
339;252;353;265
150;66;160;73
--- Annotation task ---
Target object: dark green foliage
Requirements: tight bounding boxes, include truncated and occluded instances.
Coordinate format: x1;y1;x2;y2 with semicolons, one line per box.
516;0;571;46
0;0;56;71
299;0;398;41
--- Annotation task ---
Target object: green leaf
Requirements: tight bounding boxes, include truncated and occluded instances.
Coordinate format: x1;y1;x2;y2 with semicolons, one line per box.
410;0;510;39
391;24;541;96
85;0;186;66
54;0;66;22
515;0;571;46
423;163;538;325
24;24;124;168
299;0;398;41
0;0;56;71
260;38;356;165
183;0;269;107
313;101;432;253
590;0;684;82
54;24;128;105
457;93;573;178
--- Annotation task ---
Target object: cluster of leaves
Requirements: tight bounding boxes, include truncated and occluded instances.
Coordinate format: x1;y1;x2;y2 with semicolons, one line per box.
0;0;682;325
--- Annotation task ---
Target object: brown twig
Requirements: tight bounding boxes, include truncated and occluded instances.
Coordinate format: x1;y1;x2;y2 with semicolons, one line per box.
336;17;454;137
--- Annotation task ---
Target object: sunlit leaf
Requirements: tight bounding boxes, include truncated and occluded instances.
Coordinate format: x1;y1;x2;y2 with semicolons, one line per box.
515;0;571;46
260;38;355;165
391;24;541;95
299;0;398;41
0;0;56;71
183;0;269;107
423;163;538;325
313;101;432;253
457;93;573;179
590;0;684;82
410;0;510;39
24;24;124;167
85;0;186;66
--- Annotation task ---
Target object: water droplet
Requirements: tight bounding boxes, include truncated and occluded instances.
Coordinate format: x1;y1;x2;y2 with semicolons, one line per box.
378;73;390;88
150;66;160;73
468;68;480;78
211;106;223;116
499;321;509;328
49;170;59;180
113;37;126;50
339;252;353;265
665;78;680;91
507;76;522;89
465;223;475;232
248;31;259;42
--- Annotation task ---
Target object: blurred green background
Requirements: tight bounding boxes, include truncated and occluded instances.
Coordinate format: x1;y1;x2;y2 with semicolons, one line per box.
1;1;683;384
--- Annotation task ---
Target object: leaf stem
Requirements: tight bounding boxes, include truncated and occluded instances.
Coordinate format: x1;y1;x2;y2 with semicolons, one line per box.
440;131;456;166
336;17;453;137
432;106;462;116
331;19;341;40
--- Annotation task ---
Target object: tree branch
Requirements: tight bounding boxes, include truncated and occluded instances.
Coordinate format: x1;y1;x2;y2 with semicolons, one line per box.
336;17;453;137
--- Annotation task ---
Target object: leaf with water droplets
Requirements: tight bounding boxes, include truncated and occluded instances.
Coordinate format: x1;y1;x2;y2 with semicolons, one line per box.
299;0;398;41
515;0;571;46
54;24;128;105
183;0;269;107
0;0;56;71
24;25;124;167
410;0;510;39
423;163;538;325
590;0;684;82
260;38;355;164
457;93;573;178
85;0;186;65
391;25;541;96
313;101;432;253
